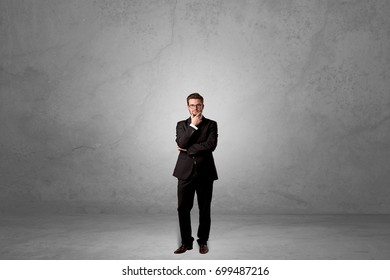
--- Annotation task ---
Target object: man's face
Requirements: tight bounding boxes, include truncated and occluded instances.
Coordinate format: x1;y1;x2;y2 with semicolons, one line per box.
187;98;204;117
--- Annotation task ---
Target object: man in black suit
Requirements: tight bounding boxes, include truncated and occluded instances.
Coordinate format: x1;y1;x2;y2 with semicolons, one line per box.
173;93;218;254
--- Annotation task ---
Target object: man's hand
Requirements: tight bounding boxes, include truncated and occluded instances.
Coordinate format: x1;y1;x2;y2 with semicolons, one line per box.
191;112;202;126
177;146;187;152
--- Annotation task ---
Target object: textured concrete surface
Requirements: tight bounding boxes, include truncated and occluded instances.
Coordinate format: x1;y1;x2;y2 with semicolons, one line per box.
1;1;390;214
1;214;389;260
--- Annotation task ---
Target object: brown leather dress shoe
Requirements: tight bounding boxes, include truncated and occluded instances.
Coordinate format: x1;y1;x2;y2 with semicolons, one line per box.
174;244;193;254
199;244;209;254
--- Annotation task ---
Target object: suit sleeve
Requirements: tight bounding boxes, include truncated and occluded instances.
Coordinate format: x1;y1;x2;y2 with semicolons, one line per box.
175;121;197;149
187;121;218;156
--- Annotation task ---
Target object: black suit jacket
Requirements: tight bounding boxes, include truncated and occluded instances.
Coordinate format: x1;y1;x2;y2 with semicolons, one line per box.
173;116;218;181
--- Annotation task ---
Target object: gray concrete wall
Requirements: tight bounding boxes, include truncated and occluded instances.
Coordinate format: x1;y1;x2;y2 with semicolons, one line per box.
1;0;389;214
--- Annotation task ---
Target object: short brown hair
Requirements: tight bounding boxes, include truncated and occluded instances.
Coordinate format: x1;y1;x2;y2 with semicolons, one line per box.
187;93;204;105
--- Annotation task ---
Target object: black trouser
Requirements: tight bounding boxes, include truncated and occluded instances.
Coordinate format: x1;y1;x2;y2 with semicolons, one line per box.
177;175;214;246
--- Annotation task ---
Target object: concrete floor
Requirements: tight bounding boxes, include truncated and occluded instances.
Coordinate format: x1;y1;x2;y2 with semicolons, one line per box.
0;213;389;260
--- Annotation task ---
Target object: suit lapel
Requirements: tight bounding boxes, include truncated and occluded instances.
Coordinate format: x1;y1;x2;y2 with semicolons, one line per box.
198;116;207;128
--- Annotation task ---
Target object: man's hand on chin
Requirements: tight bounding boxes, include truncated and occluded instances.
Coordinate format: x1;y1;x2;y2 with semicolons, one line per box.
191;112;202;126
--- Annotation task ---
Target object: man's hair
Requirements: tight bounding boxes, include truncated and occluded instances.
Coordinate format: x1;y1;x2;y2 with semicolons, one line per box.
187;93;204;105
